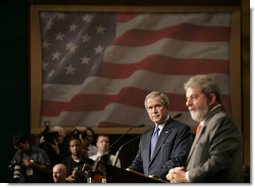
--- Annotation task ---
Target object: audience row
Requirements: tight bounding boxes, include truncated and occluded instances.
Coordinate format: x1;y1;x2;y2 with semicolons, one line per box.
10;126;119;183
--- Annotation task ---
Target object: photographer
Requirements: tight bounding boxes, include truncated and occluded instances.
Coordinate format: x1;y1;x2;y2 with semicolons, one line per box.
39;126;69;167
10;134;51;183
74;126;97;157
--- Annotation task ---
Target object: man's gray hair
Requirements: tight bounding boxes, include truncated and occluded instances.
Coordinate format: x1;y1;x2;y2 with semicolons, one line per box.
144;91;169;109
184;75;222;104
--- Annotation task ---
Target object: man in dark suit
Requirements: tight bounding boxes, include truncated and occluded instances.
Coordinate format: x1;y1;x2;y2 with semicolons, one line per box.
128;91;193;180
166;75;243;183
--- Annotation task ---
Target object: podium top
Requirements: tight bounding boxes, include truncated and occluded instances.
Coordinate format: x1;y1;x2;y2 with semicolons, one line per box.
82;162;168;183
106;166;168;183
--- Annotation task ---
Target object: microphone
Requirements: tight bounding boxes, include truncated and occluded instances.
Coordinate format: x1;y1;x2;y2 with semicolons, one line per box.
173;112;182;119
102;124;145;156
91;124;145;173
113;134;141;166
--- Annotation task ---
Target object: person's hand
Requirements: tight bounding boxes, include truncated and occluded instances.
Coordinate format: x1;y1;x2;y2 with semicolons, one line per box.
166;166;187;183
65;175;76;183
51;138;60;154
75;126;87;133
166;168;176;183
22;159;32;168
39;136;45;144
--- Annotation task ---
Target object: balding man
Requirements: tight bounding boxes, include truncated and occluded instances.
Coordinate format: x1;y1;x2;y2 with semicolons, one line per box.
52;164;67;183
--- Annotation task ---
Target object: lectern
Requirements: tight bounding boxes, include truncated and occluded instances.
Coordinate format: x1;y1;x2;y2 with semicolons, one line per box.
106;166;167;183
83;163;167;183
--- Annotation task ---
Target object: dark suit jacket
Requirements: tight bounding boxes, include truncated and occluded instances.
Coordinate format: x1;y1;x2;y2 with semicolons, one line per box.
129;118;193;179
186;105;244;183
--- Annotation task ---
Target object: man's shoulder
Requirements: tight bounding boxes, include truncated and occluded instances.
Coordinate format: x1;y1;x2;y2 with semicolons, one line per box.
89;154;97;161
32;146;49;154
206;108;229;126
60;156;71;164
166;118;190;129
142;126;154;135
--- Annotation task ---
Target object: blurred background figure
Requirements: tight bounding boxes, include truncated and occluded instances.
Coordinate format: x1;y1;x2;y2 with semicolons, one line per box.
90;134;121;168
86;127;98;157
39;125;69;167
52;163;67;183
60;136;94;183
10;134;51;183
73;126;97;157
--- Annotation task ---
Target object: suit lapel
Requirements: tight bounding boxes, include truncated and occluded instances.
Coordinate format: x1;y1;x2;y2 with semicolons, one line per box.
186;105;225;165
145;128;154;163
186;125;205;164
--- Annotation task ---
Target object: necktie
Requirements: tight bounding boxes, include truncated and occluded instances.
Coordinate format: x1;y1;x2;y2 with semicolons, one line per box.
150;127;160;158
195;122;202;137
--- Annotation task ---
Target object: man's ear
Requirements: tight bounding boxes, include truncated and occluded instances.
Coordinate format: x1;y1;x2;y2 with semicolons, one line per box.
208;94;216;106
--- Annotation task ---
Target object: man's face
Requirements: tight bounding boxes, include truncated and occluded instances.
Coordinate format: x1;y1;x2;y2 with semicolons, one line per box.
146;96;168;124
69;139;82;157
96;136;110;154
15;141;30;153
185;86;209;122
55;133;64;144
52;165;66;183
86;130;94;144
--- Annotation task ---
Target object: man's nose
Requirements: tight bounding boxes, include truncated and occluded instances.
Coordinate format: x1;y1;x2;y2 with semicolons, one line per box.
152;107;158;112
186;99;192;107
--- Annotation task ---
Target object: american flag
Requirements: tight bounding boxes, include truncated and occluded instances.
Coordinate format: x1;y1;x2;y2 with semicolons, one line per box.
39;12;231;130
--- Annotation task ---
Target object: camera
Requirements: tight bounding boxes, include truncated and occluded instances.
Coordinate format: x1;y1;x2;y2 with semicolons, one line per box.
41;125;60;146
71;129;87;140
9;154;25;183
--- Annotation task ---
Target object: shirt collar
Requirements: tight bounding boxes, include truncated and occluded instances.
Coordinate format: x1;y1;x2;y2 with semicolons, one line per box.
200;104;222;126
210;104;222;112
155;115;169;132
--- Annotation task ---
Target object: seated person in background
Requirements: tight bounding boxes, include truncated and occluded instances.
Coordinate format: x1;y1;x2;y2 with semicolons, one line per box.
11;134;52;183
39;126;69;167
90;135;121;168
75;126;97;157
68;128;89;158
60;136;94;183
86;127;98;157
52;163;67;183
127;91;193;180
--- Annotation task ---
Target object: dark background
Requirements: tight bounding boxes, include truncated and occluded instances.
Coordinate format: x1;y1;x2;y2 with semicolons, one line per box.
0;0;249;182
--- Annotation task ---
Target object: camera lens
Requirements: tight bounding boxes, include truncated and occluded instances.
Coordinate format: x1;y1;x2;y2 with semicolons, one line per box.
13;165;21;179
81;132;87;139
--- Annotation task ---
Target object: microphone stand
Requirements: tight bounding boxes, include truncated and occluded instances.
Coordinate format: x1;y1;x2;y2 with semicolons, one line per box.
90;124;145;180
105;124;145;155
113;134;141;167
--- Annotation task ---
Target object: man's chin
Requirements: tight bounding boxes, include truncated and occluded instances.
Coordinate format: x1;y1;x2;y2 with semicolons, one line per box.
190;112;200;122
73;152;79;156
153;119;160;124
